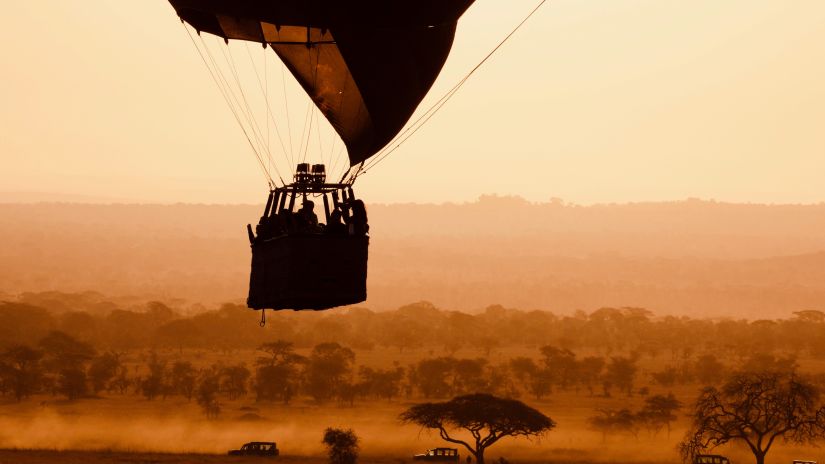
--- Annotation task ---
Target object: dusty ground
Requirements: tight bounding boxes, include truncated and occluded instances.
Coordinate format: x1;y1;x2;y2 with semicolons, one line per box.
0;450;324;464
0;450;678;464
1;391;820;464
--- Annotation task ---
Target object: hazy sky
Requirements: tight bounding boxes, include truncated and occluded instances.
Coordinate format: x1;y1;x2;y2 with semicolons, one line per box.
1;1;824;204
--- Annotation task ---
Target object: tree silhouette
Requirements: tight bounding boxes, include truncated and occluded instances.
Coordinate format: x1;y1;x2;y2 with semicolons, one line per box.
0;345;43;401
258;340;300;365
170;361;196;400
637;393;681;437
196;369;221;419
400;393;555;464
358;366;405;400
322;428;359;464
255;340;305;404
693;354;725;385
603;356;637;396
88;352;122;394
306;343;355;403
414;357;456;398
220;364;250;400
139;352;167;400
57;367;88;400
680;371;825;464
540;346;577;391
588;408;639;442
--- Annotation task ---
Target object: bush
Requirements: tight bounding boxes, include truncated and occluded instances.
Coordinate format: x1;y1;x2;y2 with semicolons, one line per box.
322;428;359;464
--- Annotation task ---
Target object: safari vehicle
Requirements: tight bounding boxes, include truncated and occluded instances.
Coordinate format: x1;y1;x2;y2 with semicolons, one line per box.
228;441;279;457
413;448;460;461
694;455;730;464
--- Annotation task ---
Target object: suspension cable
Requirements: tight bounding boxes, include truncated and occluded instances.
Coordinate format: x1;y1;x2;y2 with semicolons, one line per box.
301;105;315;165
218;43;286;184
183;25;275;187
330;144;347;183
359;0;548;177
280;61;295;166
314;109;324;168
301;45;321;166
206;39;271;170
244;43;293;173
201;35;279;185
297;100;313;165
264;45;271;177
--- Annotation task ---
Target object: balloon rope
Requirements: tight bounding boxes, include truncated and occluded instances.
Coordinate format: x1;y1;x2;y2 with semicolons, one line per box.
219;44;285;184
264;46;271;177
202;34;278;185
302;109;314;165
329;144;347;184
183;24;275;188
314;108;324;166
244;43;292;174
359;0;548;177
301;46;321;166
280;62;295;166
297;102;313;166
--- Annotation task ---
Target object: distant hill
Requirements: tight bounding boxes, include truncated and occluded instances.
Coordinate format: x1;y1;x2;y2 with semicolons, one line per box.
1;197;825;318
0;191;139;204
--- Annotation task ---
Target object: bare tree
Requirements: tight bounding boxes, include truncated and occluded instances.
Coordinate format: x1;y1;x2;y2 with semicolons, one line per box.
400;393;555;464
680;371;825;464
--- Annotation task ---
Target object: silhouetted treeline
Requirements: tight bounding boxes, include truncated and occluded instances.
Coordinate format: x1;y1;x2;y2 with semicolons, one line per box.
4;295;825;355
3;293;825;413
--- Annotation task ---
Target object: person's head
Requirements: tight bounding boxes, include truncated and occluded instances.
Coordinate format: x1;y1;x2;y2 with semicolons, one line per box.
302;200;314;211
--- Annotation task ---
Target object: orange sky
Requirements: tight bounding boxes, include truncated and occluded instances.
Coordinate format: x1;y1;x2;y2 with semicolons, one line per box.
1;1;824;204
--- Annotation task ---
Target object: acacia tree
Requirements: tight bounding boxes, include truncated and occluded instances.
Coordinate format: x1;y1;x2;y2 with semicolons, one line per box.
680;371;825;464
400;393;555;464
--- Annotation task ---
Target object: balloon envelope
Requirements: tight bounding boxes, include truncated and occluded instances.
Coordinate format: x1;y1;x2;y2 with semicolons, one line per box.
170;0;475;166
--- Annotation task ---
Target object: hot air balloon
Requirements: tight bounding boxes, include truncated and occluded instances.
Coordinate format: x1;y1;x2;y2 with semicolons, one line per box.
169;0;476;311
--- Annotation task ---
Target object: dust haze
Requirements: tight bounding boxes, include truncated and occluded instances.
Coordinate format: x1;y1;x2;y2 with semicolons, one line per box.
3;199;825;463
3;197;825;317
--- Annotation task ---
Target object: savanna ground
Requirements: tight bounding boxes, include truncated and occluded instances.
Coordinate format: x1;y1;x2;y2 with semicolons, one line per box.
2;345;824;464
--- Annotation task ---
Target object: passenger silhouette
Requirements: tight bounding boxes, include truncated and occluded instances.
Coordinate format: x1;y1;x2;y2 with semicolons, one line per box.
326;207;347;235
295;200;319;233
255;216;274;241
349;199;369;236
